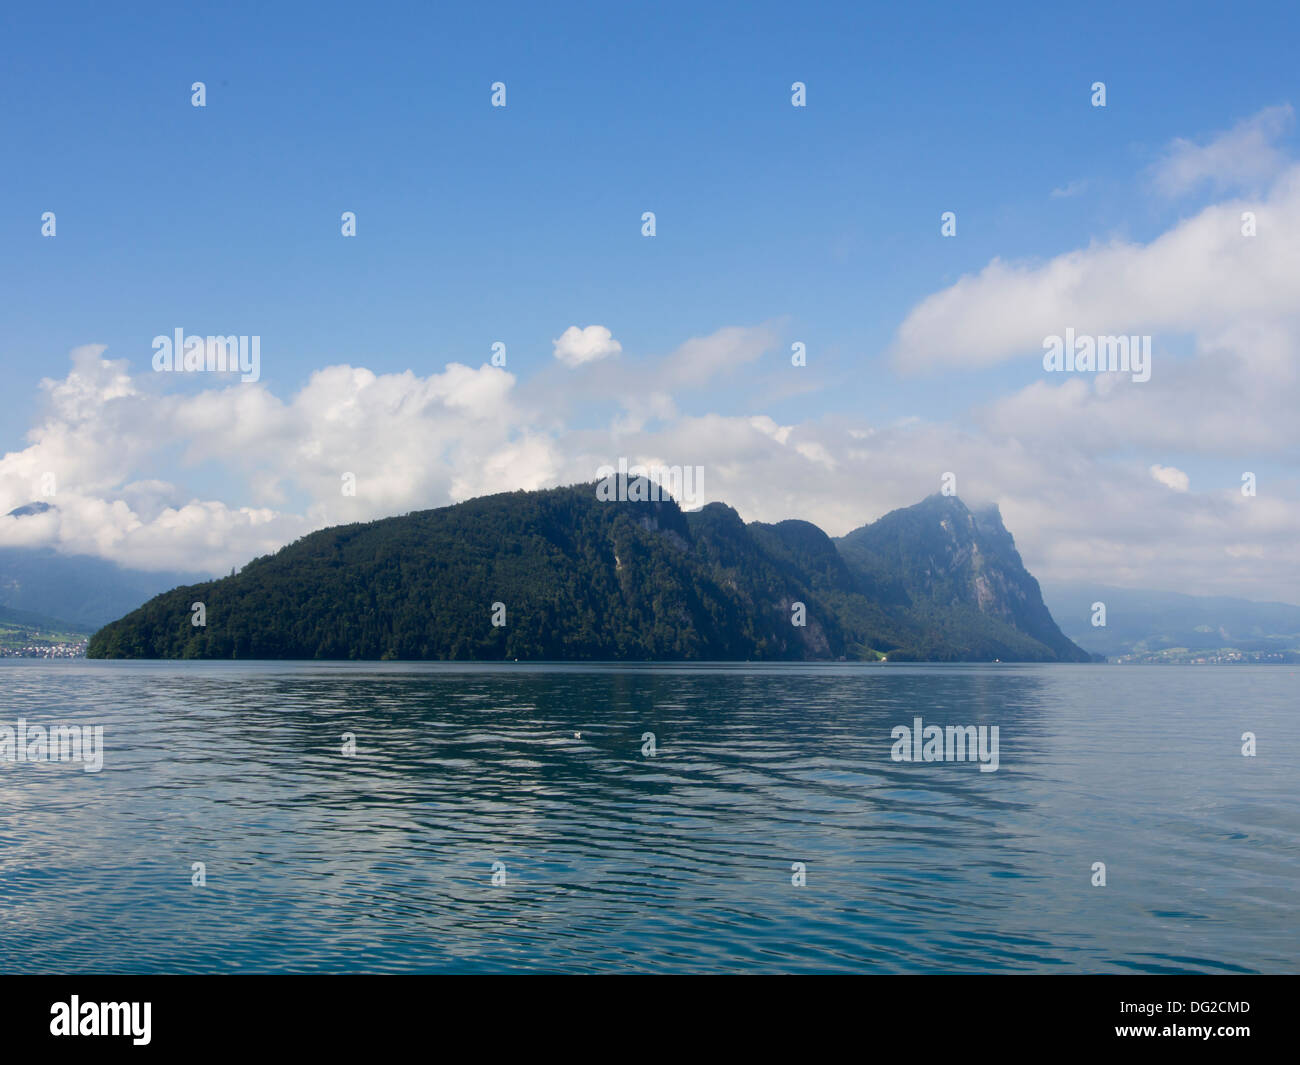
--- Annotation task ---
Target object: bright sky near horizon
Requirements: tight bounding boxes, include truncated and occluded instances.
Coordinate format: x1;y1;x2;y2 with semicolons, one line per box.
1;0;1298;601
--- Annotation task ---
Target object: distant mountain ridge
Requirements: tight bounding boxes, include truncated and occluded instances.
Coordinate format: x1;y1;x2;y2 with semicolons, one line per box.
88;485;1090;662
0;545;205;632
0;602;92;633
1;502;207;630
1044;582;1300;661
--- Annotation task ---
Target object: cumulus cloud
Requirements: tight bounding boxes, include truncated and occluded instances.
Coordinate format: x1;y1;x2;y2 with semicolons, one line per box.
0;326;775;575
3;112;1299;604
892;166;1300;374
2;330;1298;603
0;349;537;573
552;325;622;368
1152;105;1294;197
1149;464;1190;492
533;321;780;434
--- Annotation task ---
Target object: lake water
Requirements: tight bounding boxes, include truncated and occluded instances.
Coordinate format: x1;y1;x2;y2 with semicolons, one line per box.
1;661;1296;973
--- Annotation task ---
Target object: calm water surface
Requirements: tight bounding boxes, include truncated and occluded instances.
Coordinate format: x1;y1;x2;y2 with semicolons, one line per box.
1;661;1296;973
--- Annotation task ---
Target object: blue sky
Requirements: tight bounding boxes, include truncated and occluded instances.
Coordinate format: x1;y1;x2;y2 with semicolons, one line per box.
4;0;1293;420
2;1;1298;600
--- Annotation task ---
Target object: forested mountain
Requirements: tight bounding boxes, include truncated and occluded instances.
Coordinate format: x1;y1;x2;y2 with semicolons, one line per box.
87;484;1089;662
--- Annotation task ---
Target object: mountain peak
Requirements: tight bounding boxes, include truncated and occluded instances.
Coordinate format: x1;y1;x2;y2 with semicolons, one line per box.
6;501;55;518
915;491;971;510
834;493;1087;662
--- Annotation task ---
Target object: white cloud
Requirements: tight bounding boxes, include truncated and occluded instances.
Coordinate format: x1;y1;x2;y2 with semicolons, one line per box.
1152;105;1294;197
892;165;1300;374
2;335;1298;603
1050;179;1088;199
656;323;778;389
552;325;622;368
3;113;1299;606
0;350;533;572
1149;464;1190;492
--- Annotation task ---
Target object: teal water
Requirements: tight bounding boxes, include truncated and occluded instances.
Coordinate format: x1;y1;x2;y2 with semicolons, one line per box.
1;661;1296;973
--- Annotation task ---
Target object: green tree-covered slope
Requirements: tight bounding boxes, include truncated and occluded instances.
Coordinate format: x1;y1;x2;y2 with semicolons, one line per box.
88;485;1088;662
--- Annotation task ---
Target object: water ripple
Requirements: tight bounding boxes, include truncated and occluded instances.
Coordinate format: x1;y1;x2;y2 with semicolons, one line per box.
0;660;1296;973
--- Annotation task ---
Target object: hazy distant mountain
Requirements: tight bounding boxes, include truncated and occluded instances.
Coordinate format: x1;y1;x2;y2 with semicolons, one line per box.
0;544;204;631
89;485;1088;662
6;501;54;518
1043;582;1300;661
0;602;91;634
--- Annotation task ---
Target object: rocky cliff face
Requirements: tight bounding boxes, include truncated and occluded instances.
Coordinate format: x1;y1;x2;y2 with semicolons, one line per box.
835;495;1088;662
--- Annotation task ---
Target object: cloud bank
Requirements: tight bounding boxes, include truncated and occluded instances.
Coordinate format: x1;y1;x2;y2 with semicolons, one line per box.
2;112;1297;603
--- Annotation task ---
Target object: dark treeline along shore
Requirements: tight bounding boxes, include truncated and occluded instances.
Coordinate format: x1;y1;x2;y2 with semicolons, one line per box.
87;485;1090;663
